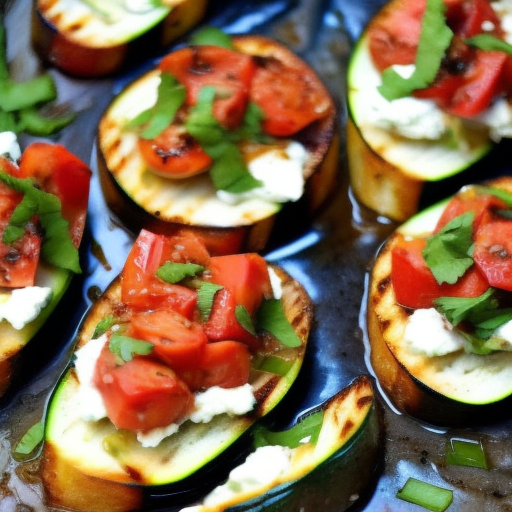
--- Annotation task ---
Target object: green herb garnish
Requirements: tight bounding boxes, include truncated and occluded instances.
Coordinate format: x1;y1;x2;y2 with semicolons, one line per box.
156;261;204;283
127;72;186;139
445;438;488;469
196;281;223;320
92;315;116;339
109;334;154;364
235;305;256;335
466;33;512;55
0;171;81;273
378;0;453;100
423;211;475;285
256;299;302;348
253;411;323;449
396;478;453;512
473;185;512;208
13;421;44;458
189;26;235;49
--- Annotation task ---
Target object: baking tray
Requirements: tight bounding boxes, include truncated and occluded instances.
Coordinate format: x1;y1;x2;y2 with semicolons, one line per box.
2;0;512;511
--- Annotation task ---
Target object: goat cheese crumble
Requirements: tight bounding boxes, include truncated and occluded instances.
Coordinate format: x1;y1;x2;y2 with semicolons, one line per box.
0;286;53;330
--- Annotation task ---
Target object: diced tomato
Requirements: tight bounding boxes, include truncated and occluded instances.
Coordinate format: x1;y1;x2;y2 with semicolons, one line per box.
434;192;509;232
446;0;503;38
175;226;247;257
204;288;260;349
138;124;212;178
473;219;512;291
93;342;194;431
121;230;209;312
206;253;272;314
0;182;41;288
159;45;256;130
129;309;207;371
18;142;91;248
391;236;489;309
179;340;251;391
250;56;329;136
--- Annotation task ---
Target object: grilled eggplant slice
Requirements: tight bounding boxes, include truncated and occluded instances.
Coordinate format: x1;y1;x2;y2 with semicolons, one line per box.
32;0;208;78
41;252;313;512
97;34;338;254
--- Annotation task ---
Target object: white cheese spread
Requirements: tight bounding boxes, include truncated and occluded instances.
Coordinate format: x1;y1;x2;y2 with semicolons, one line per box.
0;286;52;330
74;334;256;447
0;131;21;162
216;141;308;205
403;308;466;356
181;445;293;511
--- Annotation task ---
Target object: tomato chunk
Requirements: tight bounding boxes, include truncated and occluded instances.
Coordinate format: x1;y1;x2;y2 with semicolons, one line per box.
206;253;272;314
0;182;41;288
204;288;260;349
18;142;91;248
93;342;194;431
391;236;488;309
180;340;251;391
138;124;212;178
121;230;209;312
250;56;329;136
129;309;207;371
159;45;256;129
473;219;512;292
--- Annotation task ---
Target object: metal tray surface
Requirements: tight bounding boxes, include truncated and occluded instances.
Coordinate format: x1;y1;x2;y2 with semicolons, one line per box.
1;0;512;511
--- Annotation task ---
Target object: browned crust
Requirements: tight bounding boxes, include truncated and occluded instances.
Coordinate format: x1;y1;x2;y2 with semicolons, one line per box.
347;118;423;222
42;262;313;511
97;35;338;253
32;0;209;78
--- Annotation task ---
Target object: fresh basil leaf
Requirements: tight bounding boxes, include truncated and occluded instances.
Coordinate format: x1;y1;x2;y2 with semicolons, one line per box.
235;305;256;335
378;0;453;100
156;262;204;283
253;410;323;449
423;212;474;284
0;172;81;273
466;33;512;55
92;315;116;339
189;26;235;49
197;281;223;320
256;299;302;348
14;421;44;457
109;334;153;364
435;288;496;328
127;73;186;139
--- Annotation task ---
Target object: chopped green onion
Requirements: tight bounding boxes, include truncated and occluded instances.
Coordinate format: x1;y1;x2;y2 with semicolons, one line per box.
156;262;204;284
196;281;223;320
466;34;512;55
253;411;323;449
235;305;256;335
109;334;154;364
13;421;44;458
256;299;302;348
92;315;116;339
396;478;453;512
445;438;488;469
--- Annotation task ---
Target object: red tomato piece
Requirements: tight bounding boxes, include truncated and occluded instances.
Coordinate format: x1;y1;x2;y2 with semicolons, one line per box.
391;237;489;309
138;124;212;178
179;340;251;391
18;142;92;248
129;309;207;371
434;192;508;233
473;219;512;291
121;230;209;312
250;57;329;136
159;45;256;129
204;288;260;349
93;343;194;432
0;182;41;288
206;253;272;315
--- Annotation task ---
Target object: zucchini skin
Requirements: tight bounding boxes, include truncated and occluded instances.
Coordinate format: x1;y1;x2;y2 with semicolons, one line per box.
96;35;339;254
366;177;512;426
31;0;208;78
41;265;313;512
0;263;72;397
